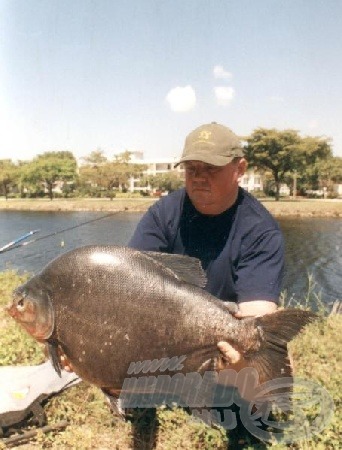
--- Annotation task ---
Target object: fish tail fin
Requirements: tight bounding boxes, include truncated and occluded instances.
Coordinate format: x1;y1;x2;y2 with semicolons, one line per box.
243;309;317;384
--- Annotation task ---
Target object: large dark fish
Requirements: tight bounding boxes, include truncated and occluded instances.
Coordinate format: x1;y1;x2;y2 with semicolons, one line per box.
7;245;314;395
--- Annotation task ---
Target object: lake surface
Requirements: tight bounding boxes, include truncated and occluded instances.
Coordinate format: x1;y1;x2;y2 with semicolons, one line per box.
0;211;340;306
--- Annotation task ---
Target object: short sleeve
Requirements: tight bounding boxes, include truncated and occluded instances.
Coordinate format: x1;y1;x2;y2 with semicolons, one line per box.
128;204;170;251
234;229;284;303
129;189;186;252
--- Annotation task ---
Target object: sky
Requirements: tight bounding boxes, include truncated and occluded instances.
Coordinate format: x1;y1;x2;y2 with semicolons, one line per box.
1;0;342;163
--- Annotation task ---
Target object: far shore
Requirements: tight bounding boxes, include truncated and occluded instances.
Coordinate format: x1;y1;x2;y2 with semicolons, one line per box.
0;196;341;217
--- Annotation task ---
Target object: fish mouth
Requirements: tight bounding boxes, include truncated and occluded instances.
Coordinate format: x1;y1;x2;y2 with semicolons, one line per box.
6;302;17;318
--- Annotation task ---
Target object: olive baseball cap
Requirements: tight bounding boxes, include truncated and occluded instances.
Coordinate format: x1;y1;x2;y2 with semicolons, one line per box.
176;122;244;166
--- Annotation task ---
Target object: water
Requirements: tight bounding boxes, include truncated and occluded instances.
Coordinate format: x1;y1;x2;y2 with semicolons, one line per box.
0;211;340;305
0;211;141;273
280;217;341;305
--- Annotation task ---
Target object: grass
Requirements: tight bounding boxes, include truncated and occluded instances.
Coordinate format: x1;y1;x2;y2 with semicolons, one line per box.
0;196;341;217
279;273;329;314
0;270;341;449
0;197;156;213
261;198;342;218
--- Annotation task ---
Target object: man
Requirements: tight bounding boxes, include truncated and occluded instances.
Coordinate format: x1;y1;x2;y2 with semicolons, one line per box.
129;122;284;321
126;122;284;446
59;123;284;446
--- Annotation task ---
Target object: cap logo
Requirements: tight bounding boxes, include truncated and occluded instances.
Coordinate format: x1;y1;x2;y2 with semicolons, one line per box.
198;130;212;140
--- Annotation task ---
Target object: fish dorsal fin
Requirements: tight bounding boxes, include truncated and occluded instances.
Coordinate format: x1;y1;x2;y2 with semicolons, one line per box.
142;251;207;288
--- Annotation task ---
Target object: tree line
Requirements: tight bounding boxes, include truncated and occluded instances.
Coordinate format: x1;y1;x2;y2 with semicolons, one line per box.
0;128;341;201
0;149;138;200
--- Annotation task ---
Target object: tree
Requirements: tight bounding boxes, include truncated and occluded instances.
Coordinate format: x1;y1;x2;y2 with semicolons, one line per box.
81;149;108;166
245;129;333;200
22;151;78;200
297;137;334;192
329;156;342;183
17;160;40;197
143;172;184;193
113;150;132;164
305;156;342;193
0;159;18;199
112;151;147;191
245;128;303;200
79;151;146;196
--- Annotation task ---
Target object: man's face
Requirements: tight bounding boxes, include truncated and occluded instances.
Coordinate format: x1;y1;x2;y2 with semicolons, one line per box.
184;159;247;215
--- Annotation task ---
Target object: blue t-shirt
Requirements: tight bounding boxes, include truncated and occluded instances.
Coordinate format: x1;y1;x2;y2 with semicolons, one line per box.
129;187;284;304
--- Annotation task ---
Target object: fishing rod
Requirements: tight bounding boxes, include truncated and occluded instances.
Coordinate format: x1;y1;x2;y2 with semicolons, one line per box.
0;199;154;255
0;211;122;254
0;230;40;254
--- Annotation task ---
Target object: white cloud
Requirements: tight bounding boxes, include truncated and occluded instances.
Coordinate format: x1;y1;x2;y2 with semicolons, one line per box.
165;85;196;112
213;65;232;80
214;86;235;106
308;119;319;129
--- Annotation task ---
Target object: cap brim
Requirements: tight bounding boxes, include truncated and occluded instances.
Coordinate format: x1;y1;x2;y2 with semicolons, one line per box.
175;153;236;167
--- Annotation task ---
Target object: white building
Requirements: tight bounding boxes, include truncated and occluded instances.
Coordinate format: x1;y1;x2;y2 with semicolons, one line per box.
333;184;342;198
128;153;265;194
128;154;182;193
239;169;264;192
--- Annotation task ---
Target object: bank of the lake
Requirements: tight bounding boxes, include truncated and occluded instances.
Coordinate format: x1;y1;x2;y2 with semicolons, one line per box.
0;196;342;217
0;197;155;213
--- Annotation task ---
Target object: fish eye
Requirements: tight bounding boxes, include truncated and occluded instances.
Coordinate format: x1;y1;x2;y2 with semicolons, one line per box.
16;292;28;311
17;297;26;311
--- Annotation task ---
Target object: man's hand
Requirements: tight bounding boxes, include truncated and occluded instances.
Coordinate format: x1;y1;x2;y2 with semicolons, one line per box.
217;341;245;370
218;301;278;366
59;351;74;373
43;343;74;373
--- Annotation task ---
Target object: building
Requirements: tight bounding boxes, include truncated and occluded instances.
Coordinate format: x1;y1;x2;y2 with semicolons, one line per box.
128;154;182;193
333;184;342;198
239;168;264;192
128;153;265;194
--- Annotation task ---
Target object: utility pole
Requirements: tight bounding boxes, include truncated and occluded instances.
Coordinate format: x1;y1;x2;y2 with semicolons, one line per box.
293;170;297;199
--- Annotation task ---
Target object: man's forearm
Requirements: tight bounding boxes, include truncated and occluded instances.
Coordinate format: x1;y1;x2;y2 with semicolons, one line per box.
234;300;277;318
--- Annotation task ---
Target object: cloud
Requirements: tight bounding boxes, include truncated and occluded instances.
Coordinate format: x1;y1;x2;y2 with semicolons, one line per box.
308;119;319;129
214;86;235;106
165;85;196;112
213;65;232;80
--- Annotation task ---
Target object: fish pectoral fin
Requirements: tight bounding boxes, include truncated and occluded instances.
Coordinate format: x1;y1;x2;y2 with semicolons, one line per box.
47;341;62;377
